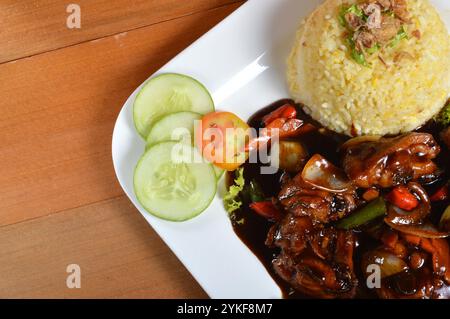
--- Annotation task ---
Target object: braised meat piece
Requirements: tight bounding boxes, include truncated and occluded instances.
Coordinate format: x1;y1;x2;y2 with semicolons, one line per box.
362;230;450;299
402;235;450;285
266;216;313;255
278;174;357;224
232;99;450;300
342;133;440;188
378;268;448;299
269;219;357;299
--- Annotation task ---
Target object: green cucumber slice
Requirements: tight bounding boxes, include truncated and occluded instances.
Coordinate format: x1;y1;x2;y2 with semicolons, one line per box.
134;141;216;221
146;110;224;180
146;111;201;148
133;73;214;138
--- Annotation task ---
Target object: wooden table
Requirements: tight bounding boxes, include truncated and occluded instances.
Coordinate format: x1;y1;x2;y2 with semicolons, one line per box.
0;0;244;298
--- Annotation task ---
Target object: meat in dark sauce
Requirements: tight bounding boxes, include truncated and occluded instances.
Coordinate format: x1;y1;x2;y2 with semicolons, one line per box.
228;99;450;299
278;175;358;224
342;133;440;188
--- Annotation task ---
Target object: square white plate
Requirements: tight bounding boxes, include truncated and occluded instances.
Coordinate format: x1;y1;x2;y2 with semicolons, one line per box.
112;0;450;298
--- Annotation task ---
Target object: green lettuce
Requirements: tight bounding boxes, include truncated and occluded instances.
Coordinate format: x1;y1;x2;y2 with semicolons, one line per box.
390;26;408;47
339;4;365;27
346;37;368;67
438;102;450;126
224;167;245;215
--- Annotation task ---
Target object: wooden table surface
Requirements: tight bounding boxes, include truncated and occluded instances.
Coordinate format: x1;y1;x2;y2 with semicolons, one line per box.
0;0;244;298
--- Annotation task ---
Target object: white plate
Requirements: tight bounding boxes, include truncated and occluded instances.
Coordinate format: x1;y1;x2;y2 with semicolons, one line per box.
112;0;450;298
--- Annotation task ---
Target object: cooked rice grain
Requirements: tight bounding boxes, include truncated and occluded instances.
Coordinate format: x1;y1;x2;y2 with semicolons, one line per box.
287;0;450;136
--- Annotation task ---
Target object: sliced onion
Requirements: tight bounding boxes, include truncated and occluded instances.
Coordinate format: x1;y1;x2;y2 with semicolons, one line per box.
386;203;430;226
386;205;414;225
362;250;409;279
273;140;308;173
340;135;382;150
385;219;450;239
301;154;352;193
440;206;450;232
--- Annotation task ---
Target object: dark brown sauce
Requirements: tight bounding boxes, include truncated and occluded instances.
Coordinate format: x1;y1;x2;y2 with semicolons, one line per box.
228;99;450;299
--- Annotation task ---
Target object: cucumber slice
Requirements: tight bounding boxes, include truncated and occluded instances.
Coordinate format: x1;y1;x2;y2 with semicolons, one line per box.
134;141;216;221
133;73;214;138
146;111;201;147
146;110;224;180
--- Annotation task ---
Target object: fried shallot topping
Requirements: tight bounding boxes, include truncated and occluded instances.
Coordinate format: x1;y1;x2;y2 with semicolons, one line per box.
339;0;413;65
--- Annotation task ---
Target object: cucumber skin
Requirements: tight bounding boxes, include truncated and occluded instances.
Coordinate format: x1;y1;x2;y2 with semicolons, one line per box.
133;141;217;222
214;166;225;180
133;73;215;139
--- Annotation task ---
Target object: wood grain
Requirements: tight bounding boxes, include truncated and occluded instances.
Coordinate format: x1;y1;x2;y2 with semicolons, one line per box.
0;195;207;298
0;2;244;227
0;0;242;63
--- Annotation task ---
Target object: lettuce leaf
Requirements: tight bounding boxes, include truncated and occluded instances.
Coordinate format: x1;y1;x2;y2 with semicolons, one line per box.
339;4;365;27
438;102;450;127
223;167;245;215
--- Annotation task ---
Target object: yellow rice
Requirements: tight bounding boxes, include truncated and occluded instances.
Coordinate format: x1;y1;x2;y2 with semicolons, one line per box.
287;0;450;136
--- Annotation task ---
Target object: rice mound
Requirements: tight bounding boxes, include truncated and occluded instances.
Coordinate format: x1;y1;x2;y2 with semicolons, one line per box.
287;0;450;136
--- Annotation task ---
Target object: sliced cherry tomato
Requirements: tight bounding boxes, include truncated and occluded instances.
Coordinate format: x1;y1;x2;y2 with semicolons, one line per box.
262;103;297;126
265;118;315;139
196;112;251;171
245;120;315;153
